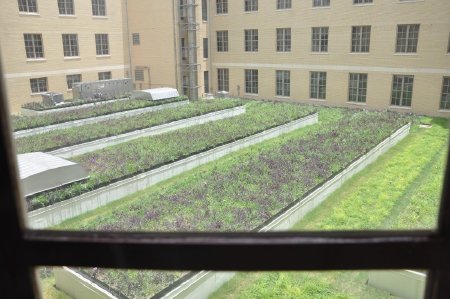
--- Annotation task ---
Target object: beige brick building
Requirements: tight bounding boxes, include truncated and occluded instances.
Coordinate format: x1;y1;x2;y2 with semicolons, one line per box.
1;0;449;116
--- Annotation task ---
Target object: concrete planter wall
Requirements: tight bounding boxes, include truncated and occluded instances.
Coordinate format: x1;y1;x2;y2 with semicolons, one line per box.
368;270;426;299
14;100;189;138
49;106;246;159
159;123;411;299
27;113;318;229
20;98;129;116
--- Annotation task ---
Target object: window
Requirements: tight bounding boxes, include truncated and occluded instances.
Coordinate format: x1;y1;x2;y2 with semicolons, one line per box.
218;68;229;91
132;33;140;45
440;77;450;110
312;27;329;52
396;24;420;53
245;29;258;52
351;26;371;53
310;71;327;99
216;0;228;14
353;0;372;4
277;0;292;9
66;74;81;90
58;0;74;15
313;0;330;7
30;77;47;93
95;34;109;55
23;34;44;59
276;28;291;52
98;71;111;81
92;0;106;16
203;38;209;58
202;0;208;21
245;69;258;94
447;32;450;53
391;75;414;107
217;31;228;52
348;73;368;103
244;0;258;12
135;69;144;81
62;34;79;57
276;70;290;97
204;71;209;93
18;0;37;13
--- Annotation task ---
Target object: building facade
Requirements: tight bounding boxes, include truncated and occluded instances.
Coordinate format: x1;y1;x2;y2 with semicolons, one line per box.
1;0;449;116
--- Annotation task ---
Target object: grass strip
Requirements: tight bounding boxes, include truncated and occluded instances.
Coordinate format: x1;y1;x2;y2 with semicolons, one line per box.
22;97;127;112
53;108;407;299
27;101;315;211
15;99;242;153
11;96;186;131
209;117;448;299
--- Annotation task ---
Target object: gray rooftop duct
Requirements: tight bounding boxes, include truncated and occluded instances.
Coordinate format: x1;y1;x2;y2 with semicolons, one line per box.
17;152;89;197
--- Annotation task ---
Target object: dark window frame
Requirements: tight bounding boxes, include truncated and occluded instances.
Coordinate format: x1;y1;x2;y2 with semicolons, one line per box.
0;64;450;298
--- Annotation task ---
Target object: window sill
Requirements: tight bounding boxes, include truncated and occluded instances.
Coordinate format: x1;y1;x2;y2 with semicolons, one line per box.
353;3;375;7
242;11;258;14
310;52;329;55
394;53;418;56
244;93;259;97
59;14;76;18
389;105;412;110
96;55;111;58
311;6;331;10
397;0;425;3
26;58;47;62
349;52;370;55
215;14;228;16
92;16;108;19
309;98;326;102
438;109;450;113
275;95;291;99
276;8;293;11
347;101;367;106
19;12;40;16
30;92;48;96
276;51;292;54
64;56;81;60
244;51;259;54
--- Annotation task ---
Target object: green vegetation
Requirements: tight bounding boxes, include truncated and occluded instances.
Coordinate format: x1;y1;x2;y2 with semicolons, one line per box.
15;99;242;153
210;117;448;299
53;108;407;299
27;101;314;211
22;96;127;111
12;96;186;131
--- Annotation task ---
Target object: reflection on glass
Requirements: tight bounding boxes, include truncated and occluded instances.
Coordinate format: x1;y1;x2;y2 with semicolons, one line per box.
38;267;426;299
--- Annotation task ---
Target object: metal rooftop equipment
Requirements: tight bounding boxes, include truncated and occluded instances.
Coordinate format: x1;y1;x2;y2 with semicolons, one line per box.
17;152;89;197
131;87;180;101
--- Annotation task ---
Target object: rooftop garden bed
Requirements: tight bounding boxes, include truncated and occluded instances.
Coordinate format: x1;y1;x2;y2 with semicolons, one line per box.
21;96;128;112
27;101;315;211
210;116;448;299
54;108;408;298
15;99;242;153
12;96;187;131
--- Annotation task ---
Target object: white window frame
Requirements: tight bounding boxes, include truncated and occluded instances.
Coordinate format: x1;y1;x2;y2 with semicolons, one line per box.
218;68;229;92
62;34;79;57
276;70;290;97
95;34;109;56
244;29;258;52
66;74;81;90
312;27;329;53
98;72;112;81
18;0;38;13
351;26;371;53
23;34;44;59
216;0;228;14
92;0;106;16
277;0;292;9
132;33;140;45
276;28;291;52
244;0;258;12
313;0;330;7
396;24;420;53
353;0;372;4
58;0;74;15
348;73;368;103
245;69;258;94
217;31;228;52
310;71;327;99
30;77;48;94
440;77;450;110
391;75;414;107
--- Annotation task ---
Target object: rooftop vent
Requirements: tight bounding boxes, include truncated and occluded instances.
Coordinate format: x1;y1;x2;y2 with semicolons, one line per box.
42;92;64;106
131;87;180;101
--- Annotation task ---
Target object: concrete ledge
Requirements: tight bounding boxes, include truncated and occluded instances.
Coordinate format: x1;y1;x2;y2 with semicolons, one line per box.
159;123;411;299
14;100;189;138
49;106;246;159
27;113;318;229
368;270;426;299
54;267;119;299
20;98;129;116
